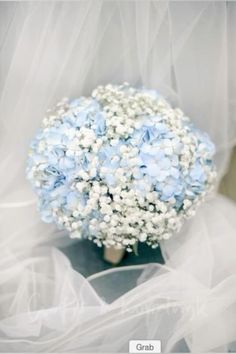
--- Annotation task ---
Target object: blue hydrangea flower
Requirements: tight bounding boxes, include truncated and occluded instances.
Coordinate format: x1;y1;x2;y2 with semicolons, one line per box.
26;84;216;250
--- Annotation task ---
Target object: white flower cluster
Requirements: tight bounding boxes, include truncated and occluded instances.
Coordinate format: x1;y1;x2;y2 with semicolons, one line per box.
27;83;216;252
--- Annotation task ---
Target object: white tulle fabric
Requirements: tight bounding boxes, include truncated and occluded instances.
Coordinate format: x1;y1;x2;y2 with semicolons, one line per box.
0;1;236;352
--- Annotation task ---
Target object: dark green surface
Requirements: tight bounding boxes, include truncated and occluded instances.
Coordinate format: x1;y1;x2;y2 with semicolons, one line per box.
61;239;164;277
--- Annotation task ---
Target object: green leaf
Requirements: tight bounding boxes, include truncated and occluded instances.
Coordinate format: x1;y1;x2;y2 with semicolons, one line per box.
132;242;139;256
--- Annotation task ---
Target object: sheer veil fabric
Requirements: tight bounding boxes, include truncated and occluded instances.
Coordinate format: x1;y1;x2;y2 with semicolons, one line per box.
0;1;236;352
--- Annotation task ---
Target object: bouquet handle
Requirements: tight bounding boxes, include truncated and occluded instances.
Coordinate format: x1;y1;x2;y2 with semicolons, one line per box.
103;246;125;265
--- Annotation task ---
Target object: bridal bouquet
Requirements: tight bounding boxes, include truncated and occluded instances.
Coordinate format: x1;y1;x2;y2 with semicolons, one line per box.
27;84;216;252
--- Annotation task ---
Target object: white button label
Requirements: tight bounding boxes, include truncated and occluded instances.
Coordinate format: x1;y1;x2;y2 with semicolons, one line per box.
129;340;161;353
